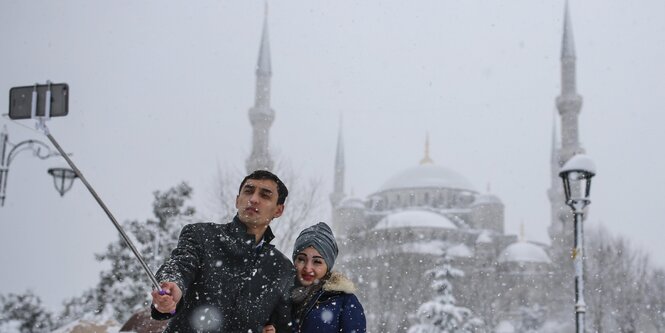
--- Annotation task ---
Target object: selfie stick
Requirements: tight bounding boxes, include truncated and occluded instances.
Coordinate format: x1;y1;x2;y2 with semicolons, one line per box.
29;83;169;297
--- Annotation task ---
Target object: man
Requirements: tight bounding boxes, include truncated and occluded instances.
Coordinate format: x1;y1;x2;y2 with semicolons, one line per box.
151;170;295;333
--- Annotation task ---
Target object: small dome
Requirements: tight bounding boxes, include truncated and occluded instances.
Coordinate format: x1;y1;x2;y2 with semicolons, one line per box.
498;242;551;264
378;163;476;192
374;210;457;230
339;197;365;209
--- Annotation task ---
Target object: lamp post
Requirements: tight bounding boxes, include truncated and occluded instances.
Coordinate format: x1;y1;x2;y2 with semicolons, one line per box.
0;125;77;206
559;153;596;333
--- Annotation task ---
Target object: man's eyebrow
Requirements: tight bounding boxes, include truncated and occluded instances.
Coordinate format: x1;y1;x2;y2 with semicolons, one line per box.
259;188;274;195
242;184;256;190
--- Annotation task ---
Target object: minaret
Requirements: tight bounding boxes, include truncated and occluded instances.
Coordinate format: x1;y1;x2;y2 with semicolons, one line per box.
547;114;565;237
549;4;586;315
330;120;346;208
246;4;275;173
550;1;586;238
556;0;585;163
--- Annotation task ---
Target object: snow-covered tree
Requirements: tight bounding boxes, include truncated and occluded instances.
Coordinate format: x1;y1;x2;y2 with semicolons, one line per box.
407;253;485;333
0;290;54;333
58;182;196;323
515;304;546;333
57;290;97;326
586;224;652;333
646;268;665;332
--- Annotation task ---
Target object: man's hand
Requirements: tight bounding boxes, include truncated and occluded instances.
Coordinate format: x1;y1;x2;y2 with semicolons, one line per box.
151;281;182;314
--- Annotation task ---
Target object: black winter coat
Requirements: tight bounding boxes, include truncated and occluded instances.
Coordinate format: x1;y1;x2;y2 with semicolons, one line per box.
151;216;295;333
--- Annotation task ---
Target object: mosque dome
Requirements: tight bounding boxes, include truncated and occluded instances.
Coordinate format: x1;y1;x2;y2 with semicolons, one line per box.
498;242;551;264
378;163;477;193
374;210;457;230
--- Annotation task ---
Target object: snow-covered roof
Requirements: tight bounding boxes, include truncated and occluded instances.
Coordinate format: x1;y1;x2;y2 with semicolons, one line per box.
51;318;120;333
397;240;447;256
447;243;473;258
374;210;457;230
498;242;551;264
377;163;477;192
339;196;365;209
476;231;492;244
471;193;502;205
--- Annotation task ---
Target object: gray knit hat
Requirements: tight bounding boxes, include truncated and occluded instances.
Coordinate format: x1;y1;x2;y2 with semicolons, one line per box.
292;222;339;271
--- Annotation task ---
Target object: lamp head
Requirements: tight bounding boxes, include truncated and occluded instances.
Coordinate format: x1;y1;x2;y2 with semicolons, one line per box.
47;167;77;197
559;154;596;204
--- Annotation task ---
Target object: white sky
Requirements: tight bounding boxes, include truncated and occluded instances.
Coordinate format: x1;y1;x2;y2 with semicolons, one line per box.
1;0;664;311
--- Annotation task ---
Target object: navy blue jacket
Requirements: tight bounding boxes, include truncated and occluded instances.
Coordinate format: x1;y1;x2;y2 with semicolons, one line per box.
293;272;366;333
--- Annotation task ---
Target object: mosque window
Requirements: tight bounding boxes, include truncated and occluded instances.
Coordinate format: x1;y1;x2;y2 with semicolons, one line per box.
376;199;385;211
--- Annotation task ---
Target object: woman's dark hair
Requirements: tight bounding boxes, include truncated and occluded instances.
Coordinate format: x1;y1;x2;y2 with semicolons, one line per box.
239;170;289;205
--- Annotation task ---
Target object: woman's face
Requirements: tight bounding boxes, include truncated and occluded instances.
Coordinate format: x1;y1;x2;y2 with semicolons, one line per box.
294;246;328;286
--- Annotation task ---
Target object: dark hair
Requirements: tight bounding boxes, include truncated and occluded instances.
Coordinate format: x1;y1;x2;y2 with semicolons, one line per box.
239;170;289;205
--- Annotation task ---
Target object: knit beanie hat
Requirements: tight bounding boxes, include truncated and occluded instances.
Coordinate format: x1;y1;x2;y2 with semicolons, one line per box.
292;222;339;271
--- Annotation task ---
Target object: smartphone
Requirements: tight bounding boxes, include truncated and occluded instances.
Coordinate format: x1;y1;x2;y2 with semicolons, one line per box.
9;83;69;119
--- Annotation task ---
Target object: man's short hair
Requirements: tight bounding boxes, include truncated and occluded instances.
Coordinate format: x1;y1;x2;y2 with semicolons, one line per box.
239;170;289;205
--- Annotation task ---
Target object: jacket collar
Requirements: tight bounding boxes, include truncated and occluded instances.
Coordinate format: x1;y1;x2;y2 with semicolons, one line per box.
231;215;276;244
322;271;357;294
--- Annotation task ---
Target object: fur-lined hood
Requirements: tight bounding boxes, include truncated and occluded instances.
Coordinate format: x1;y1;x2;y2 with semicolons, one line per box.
322;271;357;294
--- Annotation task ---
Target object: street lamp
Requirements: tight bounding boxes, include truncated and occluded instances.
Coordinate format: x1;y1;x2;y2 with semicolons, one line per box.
47;167;78;197
559;153;596;333
0;125;77;206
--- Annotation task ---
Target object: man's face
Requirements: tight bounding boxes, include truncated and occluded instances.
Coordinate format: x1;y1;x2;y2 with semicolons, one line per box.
235;178;284;230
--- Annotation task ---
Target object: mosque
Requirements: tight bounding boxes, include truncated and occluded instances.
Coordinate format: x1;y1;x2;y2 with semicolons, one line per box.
242;2;586;332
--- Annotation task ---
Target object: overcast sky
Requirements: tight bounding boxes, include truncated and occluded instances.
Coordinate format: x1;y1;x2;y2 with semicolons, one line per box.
1;0;664;311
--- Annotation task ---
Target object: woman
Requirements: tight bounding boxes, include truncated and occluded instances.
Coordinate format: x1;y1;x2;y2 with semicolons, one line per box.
290;222;366;333
263;222;366;333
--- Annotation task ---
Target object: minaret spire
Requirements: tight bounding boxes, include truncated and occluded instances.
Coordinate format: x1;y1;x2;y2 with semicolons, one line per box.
246;2;275;173
561;0;576;61
257;3;271;77
330;116;346;208
420;133;434;165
